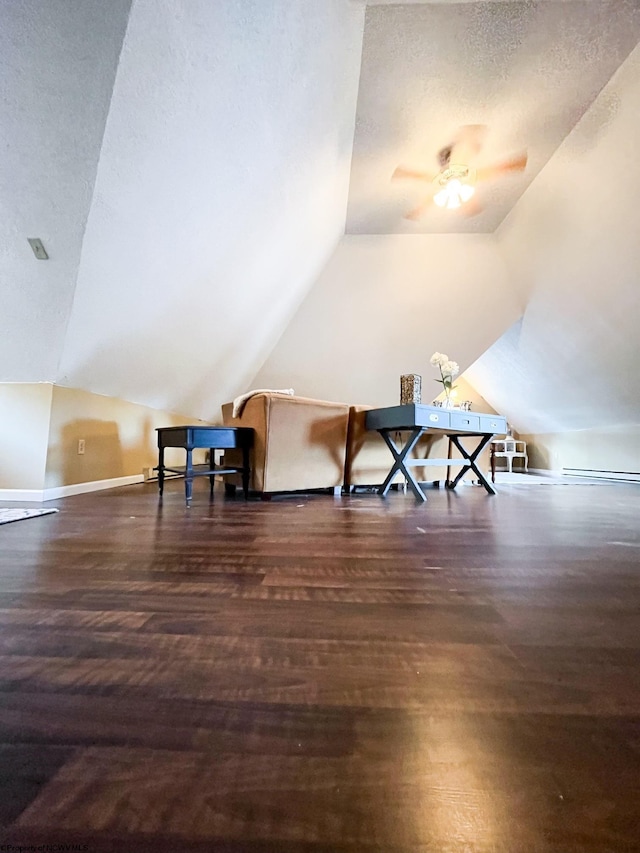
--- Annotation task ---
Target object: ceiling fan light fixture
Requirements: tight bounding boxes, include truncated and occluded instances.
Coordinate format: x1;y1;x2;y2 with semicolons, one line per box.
446;191;461;210
433;188;448;208
394;128;527;221
459;183;475;203
433;177;475;209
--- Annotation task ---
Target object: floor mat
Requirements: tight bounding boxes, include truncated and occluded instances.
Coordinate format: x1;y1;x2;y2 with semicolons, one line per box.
0;508;59;526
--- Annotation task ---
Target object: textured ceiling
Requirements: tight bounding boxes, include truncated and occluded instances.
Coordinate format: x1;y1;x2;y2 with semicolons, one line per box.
0;0;131;381
347;0;640;234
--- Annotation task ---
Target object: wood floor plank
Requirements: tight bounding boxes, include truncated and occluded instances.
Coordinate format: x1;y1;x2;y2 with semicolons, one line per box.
1;479;639;850
0;743;76;829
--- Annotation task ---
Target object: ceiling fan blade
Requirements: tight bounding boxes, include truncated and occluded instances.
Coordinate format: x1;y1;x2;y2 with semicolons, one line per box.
392;165;435;183
404;195;434;221
461;196;485;218
476;153;528;182
447;124;488;166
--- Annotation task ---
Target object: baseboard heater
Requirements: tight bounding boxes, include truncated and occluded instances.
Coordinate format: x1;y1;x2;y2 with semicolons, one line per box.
563;468;640;483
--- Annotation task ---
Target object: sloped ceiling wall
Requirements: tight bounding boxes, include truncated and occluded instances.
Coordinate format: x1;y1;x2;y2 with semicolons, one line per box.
0;0;131;380
56;0;364;420
253;234;521;406
465;43;640;434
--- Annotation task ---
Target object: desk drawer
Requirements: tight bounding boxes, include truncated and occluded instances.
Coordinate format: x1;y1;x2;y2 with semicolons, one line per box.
425;410;450;429
450;412;480;431
479;415;507;433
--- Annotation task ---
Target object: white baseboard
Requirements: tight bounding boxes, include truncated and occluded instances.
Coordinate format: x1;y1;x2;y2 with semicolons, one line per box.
529;467;564;477
44;474;145;500
0;474;145;503
0;488;46;502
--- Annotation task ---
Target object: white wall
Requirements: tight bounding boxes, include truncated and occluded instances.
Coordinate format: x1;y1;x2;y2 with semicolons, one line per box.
520;425;640;478
0;383;53;492
57;0;364;421
0;0;131;381
253;234;521;406
44;385;205;489
0;381;205;496
466;44;640;438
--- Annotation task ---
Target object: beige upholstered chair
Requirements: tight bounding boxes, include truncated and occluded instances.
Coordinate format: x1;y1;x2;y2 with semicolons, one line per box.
344;405;406;489
221;393;350;496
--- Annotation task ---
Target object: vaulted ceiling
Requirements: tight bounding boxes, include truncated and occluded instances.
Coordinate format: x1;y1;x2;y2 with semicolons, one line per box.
0;0;131;379
2;0;639;435
1;0;364;416
347;0;640;233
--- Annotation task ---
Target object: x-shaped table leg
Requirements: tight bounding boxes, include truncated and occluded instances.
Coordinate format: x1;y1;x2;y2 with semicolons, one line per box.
378;428;427;501
448;434;497;494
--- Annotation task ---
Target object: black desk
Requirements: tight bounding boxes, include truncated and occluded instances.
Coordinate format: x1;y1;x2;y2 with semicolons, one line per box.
365;405;507;502
156;425;253;505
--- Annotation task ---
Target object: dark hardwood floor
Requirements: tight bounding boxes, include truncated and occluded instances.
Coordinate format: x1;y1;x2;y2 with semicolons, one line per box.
0;478;639;852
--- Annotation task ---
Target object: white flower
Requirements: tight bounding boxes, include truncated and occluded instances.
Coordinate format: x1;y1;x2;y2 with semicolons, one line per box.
441;360;460;377
430;352;448;367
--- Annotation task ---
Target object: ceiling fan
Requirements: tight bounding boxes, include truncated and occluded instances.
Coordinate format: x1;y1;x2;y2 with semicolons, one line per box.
392;125;527;220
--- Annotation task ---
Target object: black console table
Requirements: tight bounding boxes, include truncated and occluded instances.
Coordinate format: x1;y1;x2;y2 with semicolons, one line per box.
155;425;253;505
365;405;507;502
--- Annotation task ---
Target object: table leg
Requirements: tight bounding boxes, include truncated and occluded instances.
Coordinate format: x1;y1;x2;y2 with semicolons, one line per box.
379;428;426;501
241;443;250;499
449;435;496;495
491;442;496;483
157;447;165;497
209;447;215;499
185;448;194;505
